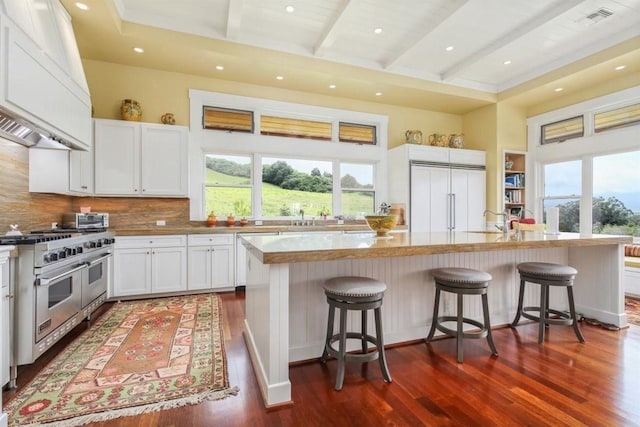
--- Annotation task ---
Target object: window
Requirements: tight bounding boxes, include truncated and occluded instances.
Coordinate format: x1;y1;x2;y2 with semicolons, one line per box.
541;116;584;145
261;157;333;217
592;151;640;236
205;154;253;217
542;160;581;232
341;163;375;216
339;122;377;145
203;106;253;132
260;116;332;140
594;103;640;133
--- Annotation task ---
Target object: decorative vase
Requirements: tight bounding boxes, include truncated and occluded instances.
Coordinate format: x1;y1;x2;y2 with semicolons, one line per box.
161;113;175;125
405;130;423;144
226;215;236;227
240;217;248;226
206;212;217;227
428;133;447;147
121;99;142;121
449;134;464;149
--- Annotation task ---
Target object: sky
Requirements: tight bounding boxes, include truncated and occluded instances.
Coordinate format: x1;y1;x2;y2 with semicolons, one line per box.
545;150;640;212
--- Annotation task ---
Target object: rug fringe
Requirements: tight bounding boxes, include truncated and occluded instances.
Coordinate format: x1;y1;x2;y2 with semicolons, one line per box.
24;386;239;427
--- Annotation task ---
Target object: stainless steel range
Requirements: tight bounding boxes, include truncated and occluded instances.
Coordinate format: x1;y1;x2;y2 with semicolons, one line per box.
0;230;114;387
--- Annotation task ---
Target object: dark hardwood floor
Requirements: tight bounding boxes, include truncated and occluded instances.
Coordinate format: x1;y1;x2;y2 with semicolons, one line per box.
4;291;640;426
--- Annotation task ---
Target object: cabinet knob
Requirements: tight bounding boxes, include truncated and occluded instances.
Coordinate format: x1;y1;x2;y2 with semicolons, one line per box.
81;186;87;189
146;251;150;255
134;189;138;192
5;294;14;299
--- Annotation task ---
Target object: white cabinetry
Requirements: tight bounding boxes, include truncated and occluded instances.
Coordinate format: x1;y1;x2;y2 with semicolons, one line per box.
113;235;187;297
69;148;93;194
389;144;486;232
0;0;91;150
188;234;234;290
94;119;189;197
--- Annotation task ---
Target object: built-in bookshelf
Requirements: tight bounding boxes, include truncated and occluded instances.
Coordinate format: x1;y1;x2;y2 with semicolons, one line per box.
504;151;526;217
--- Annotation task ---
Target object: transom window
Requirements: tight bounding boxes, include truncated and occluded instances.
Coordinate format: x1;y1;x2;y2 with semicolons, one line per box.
541;116;584;145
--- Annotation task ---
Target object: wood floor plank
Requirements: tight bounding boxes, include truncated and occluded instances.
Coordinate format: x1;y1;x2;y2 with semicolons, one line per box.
3;291;640;426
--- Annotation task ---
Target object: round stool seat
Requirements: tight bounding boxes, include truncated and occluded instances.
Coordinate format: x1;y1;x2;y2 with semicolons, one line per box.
431;267;492;288
517;262;577;279
324;276;387;298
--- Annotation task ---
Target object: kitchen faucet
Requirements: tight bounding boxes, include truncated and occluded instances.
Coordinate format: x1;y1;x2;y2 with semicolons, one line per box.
483;209;510;234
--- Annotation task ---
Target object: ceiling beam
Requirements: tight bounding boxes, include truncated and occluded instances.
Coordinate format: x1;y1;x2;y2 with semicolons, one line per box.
313;0;354;57
226;0;244;40
383;0;469;70
441;0;587;81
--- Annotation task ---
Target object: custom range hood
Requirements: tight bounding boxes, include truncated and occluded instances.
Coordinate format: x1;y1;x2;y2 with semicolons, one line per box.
0;109;71;150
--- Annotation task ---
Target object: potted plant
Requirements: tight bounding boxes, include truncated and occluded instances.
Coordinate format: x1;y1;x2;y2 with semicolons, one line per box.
233;199;251;227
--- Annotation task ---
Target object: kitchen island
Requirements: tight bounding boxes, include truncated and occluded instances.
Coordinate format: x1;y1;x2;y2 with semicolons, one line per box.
240;231;631;407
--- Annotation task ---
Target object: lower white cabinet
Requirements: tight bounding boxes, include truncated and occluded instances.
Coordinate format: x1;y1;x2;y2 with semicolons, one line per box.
113;235;187;297
187;235;234;290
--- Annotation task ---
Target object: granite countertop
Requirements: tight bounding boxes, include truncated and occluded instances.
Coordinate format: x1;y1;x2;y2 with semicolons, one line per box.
240;231;633;264
112;223;384;236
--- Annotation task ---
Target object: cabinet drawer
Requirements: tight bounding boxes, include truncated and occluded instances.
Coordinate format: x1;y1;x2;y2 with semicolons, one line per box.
115;235;187;249
188;234;234;246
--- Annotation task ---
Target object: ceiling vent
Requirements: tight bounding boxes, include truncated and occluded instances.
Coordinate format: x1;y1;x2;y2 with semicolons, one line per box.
585;7;614;23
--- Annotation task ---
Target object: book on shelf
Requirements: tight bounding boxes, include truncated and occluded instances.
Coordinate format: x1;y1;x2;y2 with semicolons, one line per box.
505;173;525;187
505;189;523;203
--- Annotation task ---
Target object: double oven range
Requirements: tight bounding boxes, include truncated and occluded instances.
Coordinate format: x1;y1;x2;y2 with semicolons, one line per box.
0;230;114;387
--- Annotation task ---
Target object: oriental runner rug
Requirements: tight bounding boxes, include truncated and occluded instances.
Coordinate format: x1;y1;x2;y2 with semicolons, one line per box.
5;293;238;427
626;296;640;327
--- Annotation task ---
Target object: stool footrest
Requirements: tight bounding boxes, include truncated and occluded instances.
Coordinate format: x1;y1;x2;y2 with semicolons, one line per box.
325;333;381;363
433;316;489;340
521;307;575;326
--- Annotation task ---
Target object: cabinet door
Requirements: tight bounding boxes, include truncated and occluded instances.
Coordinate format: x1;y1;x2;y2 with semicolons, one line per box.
152;246;187;293
69;149;93;194
94;120;140;195
187;246;212;290
113;248;151;296
140;125;188;196
450;169;486;232
410;165;449;232
211;245;233;288
236;236;247;286
1;282;9;387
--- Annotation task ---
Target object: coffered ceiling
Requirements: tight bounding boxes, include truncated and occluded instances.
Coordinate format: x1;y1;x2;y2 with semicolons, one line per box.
62;0;640;114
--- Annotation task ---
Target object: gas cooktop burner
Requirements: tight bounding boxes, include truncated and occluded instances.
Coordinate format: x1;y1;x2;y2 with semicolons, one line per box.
0;234;74;245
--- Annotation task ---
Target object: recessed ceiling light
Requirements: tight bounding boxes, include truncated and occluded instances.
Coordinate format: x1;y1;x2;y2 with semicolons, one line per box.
503;60;512;65
375;92;383;96
285;5;295;13
276;75;284;80
445;46;454;52
554;87;563;92
329;84;336;89
133;47;144;54
75;2;89;10
215;65;224;71
615;65;626;71
374;28;383;34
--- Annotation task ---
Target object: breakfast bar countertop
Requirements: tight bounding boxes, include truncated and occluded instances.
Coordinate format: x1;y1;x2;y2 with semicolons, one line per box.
111;223;376;236
241;231;633;264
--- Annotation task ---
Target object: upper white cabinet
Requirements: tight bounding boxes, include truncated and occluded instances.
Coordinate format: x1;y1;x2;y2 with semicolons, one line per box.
94;119;189;197
69;148;93;194
0;0;92;150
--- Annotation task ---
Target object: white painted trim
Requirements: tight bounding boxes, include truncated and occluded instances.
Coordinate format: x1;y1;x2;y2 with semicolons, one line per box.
188;89;389;220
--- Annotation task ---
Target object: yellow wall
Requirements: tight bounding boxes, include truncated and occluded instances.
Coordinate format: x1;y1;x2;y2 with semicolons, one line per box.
83;60;466;149
463;104;498;209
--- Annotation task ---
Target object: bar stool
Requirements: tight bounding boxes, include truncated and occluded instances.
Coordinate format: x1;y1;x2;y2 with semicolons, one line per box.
426;267;498;363
320;276;392;391
511;262;585;343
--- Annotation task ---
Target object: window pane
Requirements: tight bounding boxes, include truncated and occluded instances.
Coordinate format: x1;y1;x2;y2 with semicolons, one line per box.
203;106;253;132
541;116;584;144
339;122;376;145
206;187;252;217
206;155;251;185
341;163;373;189
341;190;375;217
592;151;640;236
594;103;640;133
543;198;580;233
260;116;332;141
262;157;332;217
544;161;581;197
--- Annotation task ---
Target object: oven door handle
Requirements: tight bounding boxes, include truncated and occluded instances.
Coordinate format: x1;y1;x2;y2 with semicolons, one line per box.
37;264;87;286
85;253;112;266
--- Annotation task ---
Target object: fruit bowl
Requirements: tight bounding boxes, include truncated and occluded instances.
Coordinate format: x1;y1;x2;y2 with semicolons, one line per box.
364;215;398;237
